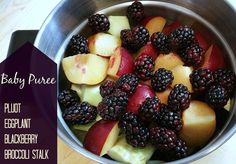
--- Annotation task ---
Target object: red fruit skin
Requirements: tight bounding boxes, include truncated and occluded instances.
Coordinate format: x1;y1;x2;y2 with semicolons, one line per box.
200;44;225;71
137;42;159;60
83;120;117;155
117;47;134;76
195;31;209;51
162;21;182;35
141;16;155;26
96;54;110;59
126;84;155;114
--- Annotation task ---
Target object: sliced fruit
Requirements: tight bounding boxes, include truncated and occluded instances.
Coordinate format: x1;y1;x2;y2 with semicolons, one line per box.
108;137;155;164
72;129;87;143
107;47;134;79
73;116;102;131
137;42;159;60
70;84;83;96
108;16;130;37
71;83;102;106
224;99;231;111
81;85;102;106
83;120;120;156
180;100;216;148
88;33;121;57
62;54;109;85
162;21;182;35
145;16;166;36
200;44;225;71
156;87;172;104
141;16;154;26
154;53;184;71
171;65;193;92
141;80;151;86
127;84;155;113
195;31;209;51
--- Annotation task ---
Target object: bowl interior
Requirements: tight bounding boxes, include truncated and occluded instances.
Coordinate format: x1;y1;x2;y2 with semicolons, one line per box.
36;0;236;163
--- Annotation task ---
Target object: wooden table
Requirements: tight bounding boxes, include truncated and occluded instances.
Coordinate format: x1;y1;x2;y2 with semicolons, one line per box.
1;0;236;163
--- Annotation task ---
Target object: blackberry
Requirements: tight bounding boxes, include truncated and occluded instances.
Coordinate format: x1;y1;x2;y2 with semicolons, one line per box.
126;126;149;148
169;26;195;50
120;29;134;50
214;69;236;93
119;112;138;133
63;102;97;125
169;138;188;160
100;80;115;97
127;1;144;22
88;14;110;32
121;26;149;51
155;104;183;131
179;44;205;67
115;73;139;95
134;55;154;80
119;112;149;147
153;103;168;122
68;35;89;55
138;96;161;122
190;69;214;92
149;126;177;151
151;68;174;92
206;85;229;108
97;90;128;120
151;32;171;54
58;89;80;108
168;84;191;112
132;26;149;50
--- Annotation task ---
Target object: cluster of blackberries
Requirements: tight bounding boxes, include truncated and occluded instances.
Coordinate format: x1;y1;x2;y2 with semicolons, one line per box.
58;89;97;125
67;12;111;55
67;1;145;56
119;95;187;161
98;74;139;120
97;74;189;161
133;54;175;93
190;68;235;108
151;26;205;68
98;73;191;159
121;1;149;51
58;77;192;161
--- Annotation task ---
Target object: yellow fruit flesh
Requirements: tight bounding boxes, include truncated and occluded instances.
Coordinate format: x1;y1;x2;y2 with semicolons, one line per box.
180;101;216;148
62;54;108;85
108;137;155;164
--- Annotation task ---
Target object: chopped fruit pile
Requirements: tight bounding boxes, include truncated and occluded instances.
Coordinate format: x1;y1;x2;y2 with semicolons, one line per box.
59;0;236;163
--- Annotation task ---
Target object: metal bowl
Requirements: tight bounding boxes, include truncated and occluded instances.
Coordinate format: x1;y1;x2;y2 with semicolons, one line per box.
34;0;236;163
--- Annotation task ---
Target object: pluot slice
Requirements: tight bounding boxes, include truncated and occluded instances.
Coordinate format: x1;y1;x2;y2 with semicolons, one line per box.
84;120;120;156
62;54;109;85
